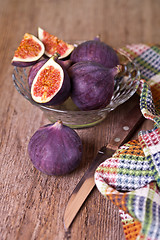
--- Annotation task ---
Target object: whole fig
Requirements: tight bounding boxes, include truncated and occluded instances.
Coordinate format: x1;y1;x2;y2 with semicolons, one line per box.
70;39;119;68
69;61;120;110
28;120;83;176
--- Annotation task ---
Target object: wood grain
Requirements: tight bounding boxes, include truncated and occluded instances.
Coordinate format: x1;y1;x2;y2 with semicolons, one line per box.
0;0;158;239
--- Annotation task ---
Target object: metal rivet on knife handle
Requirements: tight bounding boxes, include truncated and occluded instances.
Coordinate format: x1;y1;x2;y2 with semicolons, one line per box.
114;137;121;142
114;126;129;142
123;126;129;131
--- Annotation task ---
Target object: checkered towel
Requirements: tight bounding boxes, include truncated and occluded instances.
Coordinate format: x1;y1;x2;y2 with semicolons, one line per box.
95;44;160;240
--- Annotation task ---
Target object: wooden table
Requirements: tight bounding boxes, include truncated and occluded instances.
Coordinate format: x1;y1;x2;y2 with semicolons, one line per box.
0;0;159;239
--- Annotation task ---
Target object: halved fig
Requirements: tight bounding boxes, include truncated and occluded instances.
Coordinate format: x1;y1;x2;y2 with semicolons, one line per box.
31;55;71;105
12;33;45;67
28;58;72;88
38;27;74;59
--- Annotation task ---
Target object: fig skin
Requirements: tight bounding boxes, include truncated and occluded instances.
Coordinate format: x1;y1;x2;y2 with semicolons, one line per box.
30;57;71;106
28;121;83;176
70;39;119;68
69;61;119;110
12;60;41;68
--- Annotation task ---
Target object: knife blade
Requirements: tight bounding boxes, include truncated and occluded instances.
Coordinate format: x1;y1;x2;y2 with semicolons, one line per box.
64;94;144;229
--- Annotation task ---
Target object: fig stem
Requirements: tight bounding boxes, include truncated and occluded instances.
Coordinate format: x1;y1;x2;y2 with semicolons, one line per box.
54;120;63;129
116;64;122;74
94;35;101;41
53;52;61;60
111;65;123;78
57;119;63;124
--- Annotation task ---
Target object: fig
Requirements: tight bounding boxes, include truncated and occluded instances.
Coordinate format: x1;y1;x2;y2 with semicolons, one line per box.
38;27;74;59
69;61;120;110
12;33;45;67
70;39;119;68
28;59;47;88
30;55;71;105
28;120;83;176
28;58;72;88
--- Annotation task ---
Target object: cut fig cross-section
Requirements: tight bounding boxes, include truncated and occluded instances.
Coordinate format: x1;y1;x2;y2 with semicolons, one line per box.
38;27;74;59
12;33;45;67
31;56;71;105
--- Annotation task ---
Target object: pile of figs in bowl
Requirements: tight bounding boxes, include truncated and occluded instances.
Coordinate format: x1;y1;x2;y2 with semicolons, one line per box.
12;28;140;129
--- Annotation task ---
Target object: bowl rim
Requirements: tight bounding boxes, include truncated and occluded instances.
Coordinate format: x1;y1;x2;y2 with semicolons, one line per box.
12;48;140;115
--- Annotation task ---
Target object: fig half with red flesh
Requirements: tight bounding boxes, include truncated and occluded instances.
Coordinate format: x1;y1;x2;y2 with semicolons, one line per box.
12;33;45;67
28;58;72;88
38;27;74;59
31;56;71;105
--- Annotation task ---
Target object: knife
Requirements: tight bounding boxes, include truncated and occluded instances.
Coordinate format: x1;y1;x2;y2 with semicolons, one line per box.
64;94;144;230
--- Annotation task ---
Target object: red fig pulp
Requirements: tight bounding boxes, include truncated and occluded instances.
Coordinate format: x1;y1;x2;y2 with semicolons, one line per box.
30;56;71;105
12;33;45;67
28;121;83;176
28;59;72;89
28;59;47;88
38;27;74;59
69;61;120;110
70;39;119;68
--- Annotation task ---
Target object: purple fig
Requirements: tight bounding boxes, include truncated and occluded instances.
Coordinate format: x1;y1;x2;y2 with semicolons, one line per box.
58;59;72;70
30;56;71;105
28;120;83;176
69;61;120;110
70;39;119;68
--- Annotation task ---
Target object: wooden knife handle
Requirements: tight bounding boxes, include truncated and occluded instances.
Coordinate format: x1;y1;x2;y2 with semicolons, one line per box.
107;93;144;151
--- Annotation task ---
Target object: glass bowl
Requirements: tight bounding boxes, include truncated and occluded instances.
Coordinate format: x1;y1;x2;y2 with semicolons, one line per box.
12;50;140;129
